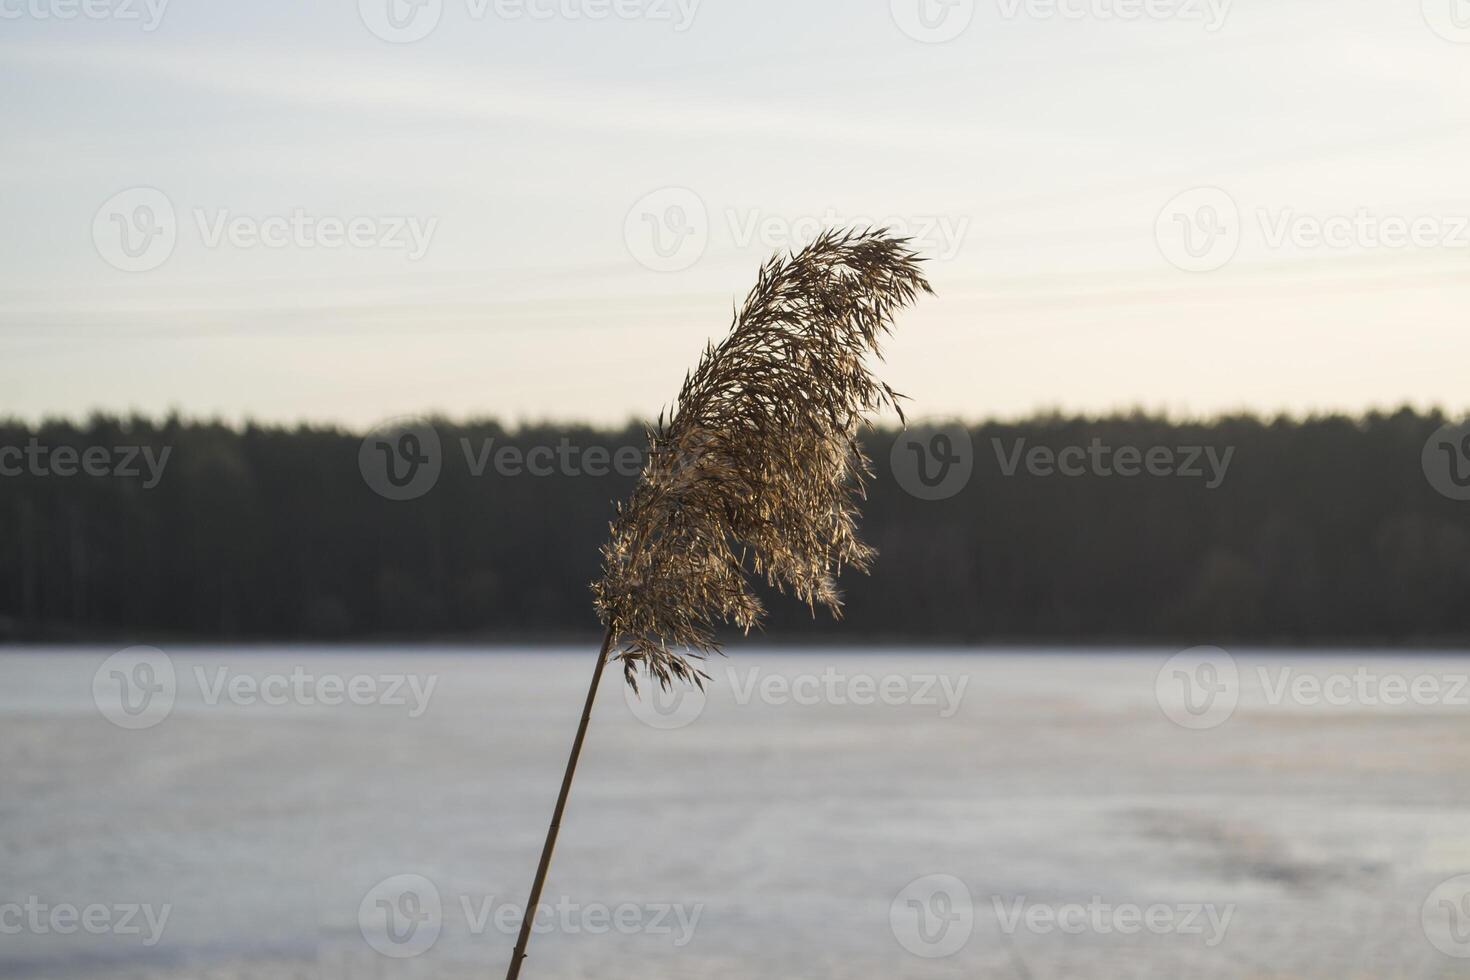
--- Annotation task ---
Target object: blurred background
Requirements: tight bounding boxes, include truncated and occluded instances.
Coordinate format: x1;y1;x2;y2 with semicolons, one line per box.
3;1;1469;977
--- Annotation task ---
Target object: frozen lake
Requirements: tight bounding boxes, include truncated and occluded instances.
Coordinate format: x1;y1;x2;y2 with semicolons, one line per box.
1;646;1468;979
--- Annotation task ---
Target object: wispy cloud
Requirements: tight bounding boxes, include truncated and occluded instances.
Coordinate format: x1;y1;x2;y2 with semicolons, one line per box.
1;41;1069;153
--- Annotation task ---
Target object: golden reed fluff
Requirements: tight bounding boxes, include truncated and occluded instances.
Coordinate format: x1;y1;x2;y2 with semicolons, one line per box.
593;228;933;691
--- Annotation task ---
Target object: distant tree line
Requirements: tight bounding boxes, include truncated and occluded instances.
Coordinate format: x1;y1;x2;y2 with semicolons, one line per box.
0;409;1466;644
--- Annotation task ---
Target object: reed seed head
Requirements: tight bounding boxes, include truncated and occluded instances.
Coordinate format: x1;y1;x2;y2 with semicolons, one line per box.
592;228;933;692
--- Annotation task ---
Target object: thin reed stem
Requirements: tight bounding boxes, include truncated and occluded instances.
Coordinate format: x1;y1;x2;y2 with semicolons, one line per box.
504;626;615;980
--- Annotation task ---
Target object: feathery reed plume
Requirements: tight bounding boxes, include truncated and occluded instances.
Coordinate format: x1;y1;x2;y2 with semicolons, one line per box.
505;228;931;979
595;228;932;691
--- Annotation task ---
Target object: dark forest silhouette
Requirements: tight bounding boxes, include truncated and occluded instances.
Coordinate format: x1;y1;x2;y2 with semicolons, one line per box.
1;409;1465;644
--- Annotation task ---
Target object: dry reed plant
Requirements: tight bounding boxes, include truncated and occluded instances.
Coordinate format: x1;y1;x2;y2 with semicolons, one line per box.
506;228;931;979
594;227;932;691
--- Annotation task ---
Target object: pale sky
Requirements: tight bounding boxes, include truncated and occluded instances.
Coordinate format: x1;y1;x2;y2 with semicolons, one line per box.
2;0;1468;428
